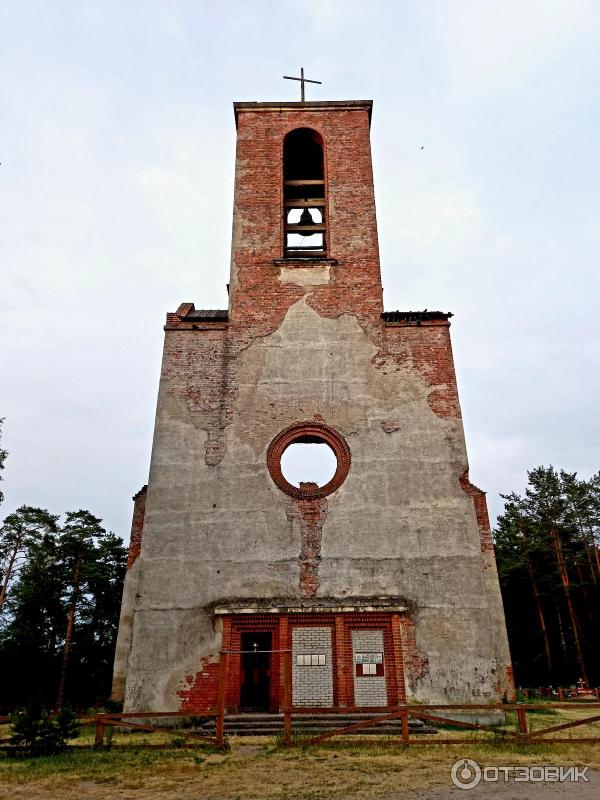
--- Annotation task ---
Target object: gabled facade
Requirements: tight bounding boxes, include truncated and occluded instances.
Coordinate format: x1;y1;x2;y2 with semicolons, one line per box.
112;100;514;713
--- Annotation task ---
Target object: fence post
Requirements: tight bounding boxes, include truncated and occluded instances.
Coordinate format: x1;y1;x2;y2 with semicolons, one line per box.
216;650;227;749
516;705;528;736
94;718;105;749
283;649;292;746
558;687;565;701
401;710;410;745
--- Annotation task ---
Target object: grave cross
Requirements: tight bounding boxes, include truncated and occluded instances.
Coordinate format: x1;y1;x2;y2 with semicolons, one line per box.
283;67;322;102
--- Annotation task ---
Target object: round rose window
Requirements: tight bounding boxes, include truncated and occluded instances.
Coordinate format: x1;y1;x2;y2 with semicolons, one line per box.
267;422;351;499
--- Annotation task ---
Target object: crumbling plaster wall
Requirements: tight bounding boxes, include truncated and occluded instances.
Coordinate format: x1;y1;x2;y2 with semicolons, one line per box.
123;291;512;710
121;103;512;711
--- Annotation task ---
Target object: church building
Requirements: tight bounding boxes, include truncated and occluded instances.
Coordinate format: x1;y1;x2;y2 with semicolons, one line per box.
112;95;514;714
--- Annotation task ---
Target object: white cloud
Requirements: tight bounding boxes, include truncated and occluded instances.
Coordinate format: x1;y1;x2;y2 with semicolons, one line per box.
430;0;597;100
390;187;483;256
1;0;598;538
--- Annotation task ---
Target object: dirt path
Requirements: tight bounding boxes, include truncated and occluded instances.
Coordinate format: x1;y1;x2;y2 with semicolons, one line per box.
1;738;599;800
3;771;599;800
409;769;599;800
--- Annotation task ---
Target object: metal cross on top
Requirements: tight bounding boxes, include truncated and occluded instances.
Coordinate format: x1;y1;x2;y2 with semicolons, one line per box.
283;67;322;102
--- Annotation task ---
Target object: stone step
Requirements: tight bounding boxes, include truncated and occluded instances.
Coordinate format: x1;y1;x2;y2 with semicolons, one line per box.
196;713;437;736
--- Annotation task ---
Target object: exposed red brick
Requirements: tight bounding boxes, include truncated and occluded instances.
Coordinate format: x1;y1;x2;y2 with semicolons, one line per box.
126;485;147;570
390;613;407;703
224;615;281;712
381;419;401;433
286;493;328;597
267;421;351;500
177;611;409;713
375;321;461;419
504;665;516;701
229;107;383;335
459;470;495;552
150;103;510;716
178;617;233;712
159;106;464;484
400;616;430;690
177;655;220;712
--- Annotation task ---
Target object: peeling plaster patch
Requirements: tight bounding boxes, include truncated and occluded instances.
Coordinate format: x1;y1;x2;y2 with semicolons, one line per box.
177;655;220;710
427;386;460;418
459;470;494;552
381;419;401;433
278;265;331;286
205;433;226;466
286;490;328;597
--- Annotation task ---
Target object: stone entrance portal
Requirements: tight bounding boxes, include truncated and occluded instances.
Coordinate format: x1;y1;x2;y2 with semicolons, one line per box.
214;608;408;714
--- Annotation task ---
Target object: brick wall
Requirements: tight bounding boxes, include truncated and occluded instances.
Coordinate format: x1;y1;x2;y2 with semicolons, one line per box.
400;616;430;693
292;626;334;707
178;617;231;712
459;471;495;552
176;611;407;712
121;100;514;712
229;104;383;338
351;630;388;706
126;485;147;569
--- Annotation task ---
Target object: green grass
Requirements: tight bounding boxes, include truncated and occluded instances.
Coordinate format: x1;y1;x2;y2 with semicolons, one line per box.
0;707;599;800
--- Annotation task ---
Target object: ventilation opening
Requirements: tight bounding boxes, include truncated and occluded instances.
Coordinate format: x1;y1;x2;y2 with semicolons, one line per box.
280;441;337;488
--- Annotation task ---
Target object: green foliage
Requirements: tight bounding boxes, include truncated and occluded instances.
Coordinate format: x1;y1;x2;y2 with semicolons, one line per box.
494;466;600;688
0;506;59;612
0;508;127;709
9;703;80;756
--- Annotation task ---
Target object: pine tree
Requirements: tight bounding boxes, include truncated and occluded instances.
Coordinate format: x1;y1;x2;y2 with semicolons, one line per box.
55;510;107;708
0;507;59;614
0;510;126;710
495;466;599;687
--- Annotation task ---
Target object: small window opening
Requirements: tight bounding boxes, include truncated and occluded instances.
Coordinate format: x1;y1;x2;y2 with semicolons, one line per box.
280;441;337;488
283;128;326;259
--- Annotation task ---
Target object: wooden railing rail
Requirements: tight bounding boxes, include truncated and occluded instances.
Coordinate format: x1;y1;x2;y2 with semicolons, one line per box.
283;702;600;747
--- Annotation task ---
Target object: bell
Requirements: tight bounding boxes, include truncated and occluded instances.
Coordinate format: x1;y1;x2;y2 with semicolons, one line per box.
299;207;315;227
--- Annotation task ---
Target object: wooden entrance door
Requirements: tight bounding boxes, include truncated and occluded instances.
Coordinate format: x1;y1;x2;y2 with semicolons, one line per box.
240;631;272;712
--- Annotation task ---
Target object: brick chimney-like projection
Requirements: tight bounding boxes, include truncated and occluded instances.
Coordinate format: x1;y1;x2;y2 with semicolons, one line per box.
112;100;514;715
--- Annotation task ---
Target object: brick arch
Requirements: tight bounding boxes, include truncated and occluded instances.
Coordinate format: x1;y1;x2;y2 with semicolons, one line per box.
267;421;351;499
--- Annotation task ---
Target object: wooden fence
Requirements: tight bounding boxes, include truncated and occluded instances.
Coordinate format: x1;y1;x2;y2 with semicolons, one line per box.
1;652;598;750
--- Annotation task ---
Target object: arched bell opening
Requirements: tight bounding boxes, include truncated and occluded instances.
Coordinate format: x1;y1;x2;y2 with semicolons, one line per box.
283;128;327;258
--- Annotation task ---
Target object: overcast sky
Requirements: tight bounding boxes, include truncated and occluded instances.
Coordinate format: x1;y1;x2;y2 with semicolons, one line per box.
1;0;599;541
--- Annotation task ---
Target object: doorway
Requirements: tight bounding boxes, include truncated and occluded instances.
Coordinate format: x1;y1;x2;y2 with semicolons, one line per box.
240;631;272;712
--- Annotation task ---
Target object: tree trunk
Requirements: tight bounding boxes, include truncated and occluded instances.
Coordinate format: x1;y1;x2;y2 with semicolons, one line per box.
589;534;600;580
570;502;599;584
525;556;553;674
574;561;593;621
519;527;552;675
0;535;22;613
549;526;589;686
56;545;82;709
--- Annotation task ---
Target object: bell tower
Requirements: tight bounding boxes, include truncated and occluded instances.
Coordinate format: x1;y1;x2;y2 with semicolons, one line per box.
113;98;514;715
228;101;383;331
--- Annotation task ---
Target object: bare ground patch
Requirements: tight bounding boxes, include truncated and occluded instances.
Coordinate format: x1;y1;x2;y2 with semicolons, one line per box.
1;707;598;800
